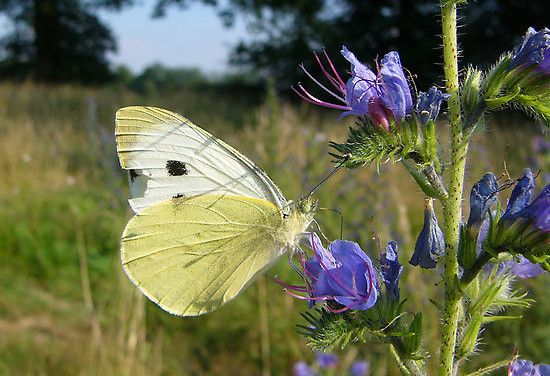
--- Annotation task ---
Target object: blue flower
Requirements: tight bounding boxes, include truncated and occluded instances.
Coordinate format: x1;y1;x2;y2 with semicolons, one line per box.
380;241;403;301
294;47;413;130
315;352;338;369
306;235;379;311
501;255;545;279
502;178;550;233
276;234;379;312
509;358;550;376
416;86;450;125
410;198;445;269
502;168;536;220
341;47;413;127
467;173;499;230
509;28;550;73
539;364;550;376
293;361;316;376
349;360;370;376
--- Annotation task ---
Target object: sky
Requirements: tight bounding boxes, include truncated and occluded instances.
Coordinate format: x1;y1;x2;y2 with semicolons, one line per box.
98;1;250;74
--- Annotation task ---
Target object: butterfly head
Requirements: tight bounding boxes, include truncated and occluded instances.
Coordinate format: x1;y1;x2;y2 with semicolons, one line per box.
276;197;317;253
296;196;318;216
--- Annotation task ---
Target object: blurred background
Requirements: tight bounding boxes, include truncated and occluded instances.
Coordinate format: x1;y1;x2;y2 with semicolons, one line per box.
1;1;550;375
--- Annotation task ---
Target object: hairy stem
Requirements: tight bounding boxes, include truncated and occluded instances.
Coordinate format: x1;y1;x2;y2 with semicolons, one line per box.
440;2;469;375
390;342;425;376
390;344;412;376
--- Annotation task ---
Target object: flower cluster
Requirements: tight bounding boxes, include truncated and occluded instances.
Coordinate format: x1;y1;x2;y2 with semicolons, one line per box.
469;169;550;273
479;27;550;126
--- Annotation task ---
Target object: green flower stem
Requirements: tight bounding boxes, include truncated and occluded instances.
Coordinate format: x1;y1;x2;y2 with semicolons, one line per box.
422;164;449;200
390;344;412;376
460;251;494;288
401;160;448;200
440;2;469;375
389;343;425;376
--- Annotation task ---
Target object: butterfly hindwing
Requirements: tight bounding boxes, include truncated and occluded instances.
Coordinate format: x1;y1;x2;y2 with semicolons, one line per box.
115;106;287;213
121;194;285;316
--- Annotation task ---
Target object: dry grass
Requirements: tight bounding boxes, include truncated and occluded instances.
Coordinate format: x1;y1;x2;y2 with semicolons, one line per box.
0;83;549;375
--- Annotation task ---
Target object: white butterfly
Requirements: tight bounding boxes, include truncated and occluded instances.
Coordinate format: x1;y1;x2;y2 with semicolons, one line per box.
116;106;316;316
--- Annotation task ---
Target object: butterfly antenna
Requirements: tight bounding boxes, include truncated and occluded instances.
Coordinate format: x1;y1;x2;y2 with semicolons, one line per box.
315;208;344;240
307;154;350;197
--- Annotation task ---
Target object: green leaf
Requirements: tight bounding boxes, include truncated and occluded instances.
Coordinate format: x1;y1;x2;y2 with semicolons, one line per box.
402;313;422;358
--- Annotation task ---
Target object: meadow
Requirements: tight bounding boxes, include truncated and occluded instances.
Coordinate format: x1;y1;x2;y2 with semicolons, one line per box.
1;82;549;375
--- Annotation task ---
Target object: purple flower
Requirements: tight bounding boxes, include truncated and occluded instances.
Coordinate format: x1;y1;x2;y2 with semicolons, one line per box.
502;168;536;220
533;135;550;154
294;47;413;130
315;352;338;369
510;359;536;375
467;173;499;230
501;255;544;279
410;198;445;269
349;360;370;376
416;86;450;125
503;181;550;232
538;364;550;376
509;28;550;73
509;358;550;376
293;361;316;376
276;234;379;312
380;241;403;301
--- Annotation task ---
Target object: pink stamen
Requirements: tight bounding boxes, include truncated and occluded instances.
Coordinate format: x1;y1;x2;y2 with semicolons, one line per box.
292;84;349;110
269;275;309;292
327;305;350;313
299;63;347;103
283;289;333;302
322;49;348;90
312;50;347;94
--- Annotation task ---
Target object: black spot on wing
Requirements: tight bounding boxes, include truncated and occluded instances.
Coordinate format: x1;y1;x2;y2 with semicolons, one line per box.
166;160;188;176
173;193;185;199
129;169;139;182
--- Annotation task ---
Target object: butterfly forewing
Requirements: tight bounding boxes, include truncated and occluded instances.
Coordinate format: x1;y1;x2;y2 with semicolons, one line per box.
115;106;287;213
121;194;285;316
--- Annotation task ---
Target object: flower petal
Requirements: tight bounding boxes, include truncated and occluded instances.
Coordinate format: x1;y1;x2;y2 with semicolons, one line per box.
379;51;413;119
502;169;536;220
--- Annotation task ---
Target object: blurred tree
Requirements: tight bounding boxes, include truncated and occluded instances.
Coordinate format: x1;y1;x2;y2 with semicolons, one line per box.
153;0;550;94
128;63;207;94
0;0;133;83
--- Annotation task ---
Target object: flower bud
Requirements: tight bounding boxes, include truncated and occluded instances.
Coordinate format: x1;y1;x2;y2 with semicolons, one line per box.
467;172;498;231
380;241;403;300
410;198;445;269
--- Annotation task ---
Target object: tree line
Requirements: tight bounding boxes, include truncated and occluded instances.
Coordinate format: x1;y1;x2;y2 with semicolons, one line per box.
1;0;549;93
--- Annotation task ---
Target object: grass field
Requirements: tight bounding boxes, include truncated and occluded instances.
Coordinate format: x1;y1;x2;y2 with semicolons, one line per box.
1;82;549;375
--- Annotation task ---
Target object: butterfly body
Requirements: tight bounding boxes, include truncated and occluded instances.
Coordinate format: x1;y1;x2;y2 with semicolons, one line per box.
116;106;316;316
